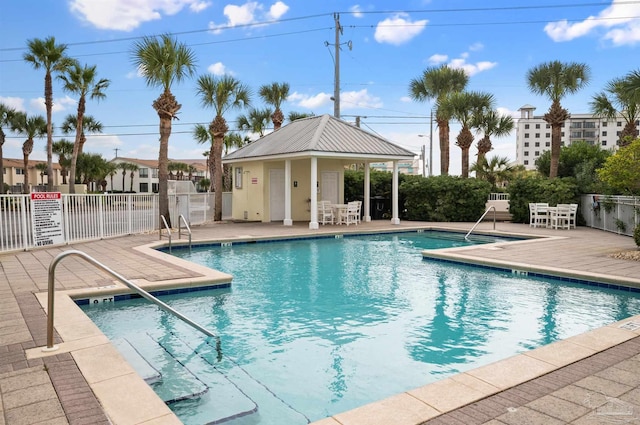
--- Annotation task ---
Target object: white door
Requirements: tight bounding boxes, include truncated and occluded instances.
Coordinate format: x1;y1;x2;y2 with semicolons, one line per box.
321;171;339;204
269;169;285;221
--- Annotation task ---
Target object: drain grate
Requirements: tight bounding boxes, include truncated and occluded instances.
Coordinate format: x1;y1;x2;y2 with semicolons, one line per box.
619;321;640;331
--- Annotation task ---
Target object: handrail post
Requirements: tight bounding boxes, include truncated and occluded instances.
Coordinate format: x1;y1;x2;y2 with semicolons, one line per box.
45;250;222;358
178;214;192;250
465;205;496;240
160;215;172;252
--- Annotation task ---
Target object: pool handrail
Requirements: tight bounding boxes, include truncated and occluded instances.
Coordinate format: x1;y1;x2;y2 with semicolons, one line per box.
45;249;222;357
465;205;496;241
178;214;192;250
159;215;172;252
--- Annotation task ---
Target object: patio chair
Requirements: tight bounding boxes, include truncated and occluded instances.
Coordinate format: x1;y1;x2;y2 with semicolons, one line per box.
549;205;571;230
318;200;335;225
529;203;549;228
344;201;360;226
568;203;578;229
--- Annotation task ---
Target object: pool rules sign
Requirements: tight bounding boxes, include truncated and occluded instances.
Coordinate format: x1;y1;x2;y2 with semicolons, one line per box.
30;192;64;247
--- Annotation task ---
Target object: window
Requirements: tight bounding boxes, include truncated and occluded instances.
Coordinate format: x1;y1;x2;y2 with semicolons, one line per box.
139;168;148;178
546;124;550;129
139;182;148;192
561;123;565;128
602;122;608;127
584;131;595;138
2;167;5;175
545;142;550;147
524;124;530;129
561;132;565;137
16;168;24;175
602;141;607;146
524;160;529;165
603;131;607;136
152;169;158;178
535;151;540;156
524;151;529;156
152;183;159;193
584;122;596;128
524;133;530;138
524;142;529;147
535;142;540;147
571;131;582;138
617;131;621;136
572;122;582;129
617;121;622;127
535;124;540;129
545;133;550;138
235;167;243;189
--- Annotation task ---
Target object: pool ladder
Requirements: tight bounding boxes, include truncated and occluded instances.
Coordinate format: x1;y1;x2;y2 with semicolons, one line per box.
465;206;496;241
160;214;192;253
44;249;221;358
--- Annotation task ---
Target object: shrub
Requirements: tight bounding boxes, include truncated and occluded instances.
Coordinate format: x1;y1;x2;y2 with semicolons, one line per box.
634;224;640;247
507;177;580;223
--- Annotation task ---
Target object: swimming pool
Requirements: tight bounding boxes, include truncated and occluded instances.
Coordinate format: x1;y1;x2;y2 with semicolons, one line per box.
79;231;640;425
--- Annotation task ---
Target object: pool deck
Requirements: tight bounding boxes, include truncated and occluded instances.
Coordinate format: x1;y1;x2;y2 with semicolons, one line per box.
2;220;640;425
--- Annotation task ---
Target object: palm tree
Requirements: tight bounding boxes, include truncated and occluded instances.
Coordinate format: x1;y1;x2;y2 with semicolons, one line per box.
409;65;469;175
439;91;494;178
0;103;17;192
259;82;289;130
118;162;132;192
52;139;74;184
10;112;47;193
58;63;110;193
194;124;215;190
472;109;514;178
60;114;103;185
23;36;77;191
131;34;197;228
590;76;640;147
526;61;591;178
471;155;516;190
105;162;118;192
288;111;314;122
35;163;48;186
195;74;251;221
237;107;272;139
128;163;139;192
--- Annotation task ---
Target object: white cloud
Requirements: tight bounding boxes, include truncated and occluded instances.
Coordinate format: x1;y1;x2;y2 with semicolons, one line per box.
448;59;497;76
29;96;76;114
69;0;211;31
0;96;26;112
209;1;289;33
496;107;520;119
350;5;363;18
268;1;289;19
400;96;412;103
544;0;640;45
340;89;383;110
469;42;484;51
207;62;232;75
288;91;332;109
428;54;448;65
374;14;428;45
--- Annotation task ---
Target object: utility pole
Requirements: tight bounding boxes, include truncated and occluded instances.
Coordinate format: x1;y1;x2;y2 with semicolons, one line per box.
355;116;360;128
114;148;120;159
421;145;426;177
334;13;341;119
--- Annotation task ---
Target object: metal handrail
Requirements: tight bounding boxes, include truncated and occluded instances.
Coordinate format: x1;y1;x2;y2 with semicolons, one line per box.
159;215;172;252
45;250;222;359
178;214;192;250
465;205;496;241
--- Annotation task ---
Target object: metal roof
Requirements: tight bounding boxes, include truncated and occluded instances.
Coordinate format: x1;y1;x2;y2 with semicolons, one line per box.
223;114;416;163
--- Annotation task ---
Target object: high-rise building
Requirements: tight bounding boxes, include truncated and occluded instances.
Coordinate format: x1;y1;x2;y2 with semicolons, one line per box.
515;104;627;170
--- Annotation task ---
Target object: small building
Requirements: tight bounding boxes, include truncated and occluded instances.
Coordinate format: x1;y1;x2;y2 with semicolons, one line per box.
108;157;207;193
222;114;416;229
2;158;62;193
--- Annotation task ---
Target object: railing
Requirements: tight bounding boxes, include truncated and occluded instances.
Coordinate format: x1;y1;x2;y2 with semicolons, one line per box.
581;194;639;237
488;193;509;201
159;215;172;252
465;206;496;240
45;250;222;358
178;214;192;250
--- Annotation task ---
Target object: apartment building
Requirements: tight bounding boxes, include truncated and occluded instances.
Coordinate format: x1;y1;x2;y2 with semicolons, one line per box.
515;104;628;170
109;157;207;193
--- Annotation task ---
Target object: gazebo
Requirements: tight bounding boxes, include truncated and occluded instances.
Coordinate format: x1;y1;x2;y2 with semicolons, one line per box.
222;114;416;229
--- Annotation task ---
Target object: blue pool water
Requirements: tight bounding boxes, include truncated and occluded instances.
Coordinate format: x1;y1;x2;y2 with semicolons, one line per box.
80;231;640;425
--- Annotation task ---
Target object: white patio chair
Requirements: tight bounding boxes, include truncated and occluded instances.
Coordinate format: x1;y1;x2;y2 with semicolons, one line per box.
549;205;571;230
568;203;578;229
344;201;359;226
529;203;549;228
318;200;335;225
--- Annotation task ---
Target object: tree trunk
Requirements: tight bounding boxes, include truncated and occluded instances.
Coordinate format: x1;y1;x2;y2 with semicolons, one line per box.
68;97;86;194
438;118;449;176
0;130;4;192
213;133;224;221
45;72;55;192
544;100;570;179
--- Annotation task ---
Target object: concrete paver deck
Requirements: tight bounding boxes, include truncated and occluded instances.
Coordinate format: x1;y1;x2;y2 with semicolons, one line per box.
2;220;640;424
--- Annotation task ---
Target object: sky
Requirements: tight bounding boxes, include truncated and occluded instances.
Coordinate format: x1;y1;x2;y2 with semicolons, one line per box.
1;0;640;176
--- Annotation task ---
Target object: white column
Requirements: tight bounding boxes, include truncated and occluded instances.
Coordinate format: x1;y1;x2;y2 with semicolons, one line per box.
363;162;371;222
391;161;400;225
284;159;292;226
309;157;319;229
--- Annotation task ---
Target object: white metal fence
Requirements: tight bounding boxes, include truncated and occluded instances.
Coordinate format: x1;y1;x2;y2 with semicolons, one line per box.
0;193;219;253
580;194;639;237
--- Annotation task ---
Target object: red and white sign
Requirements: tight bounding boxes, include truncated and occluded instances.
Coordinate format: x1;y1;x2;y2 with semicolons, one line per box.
30;192;64;247
251;177;258;184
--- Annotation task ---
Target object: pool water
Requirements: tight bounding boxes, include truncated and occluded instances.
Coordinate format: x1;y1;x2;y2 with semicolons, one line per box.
80;231;640;425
